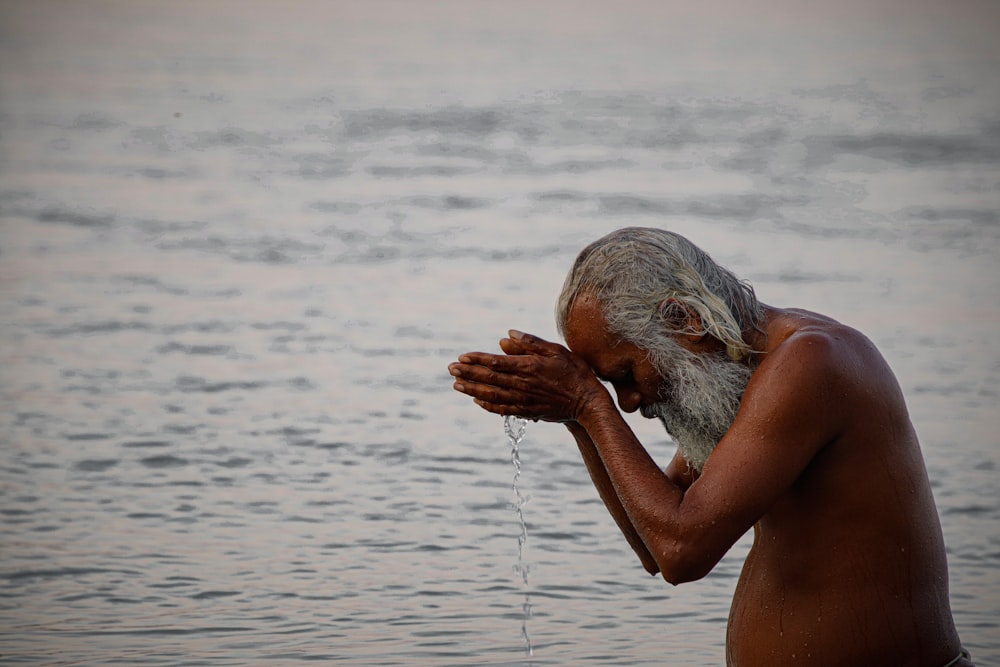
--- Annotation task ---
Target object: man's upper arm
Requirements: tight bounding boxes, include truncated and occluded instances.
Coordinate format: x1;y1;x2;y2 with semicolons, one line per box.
665;449;698;490
678;332;851;564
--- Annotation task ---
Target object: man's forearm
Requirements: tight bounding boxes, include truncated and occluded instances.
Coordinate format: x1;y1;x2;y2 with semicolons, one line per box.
565;421;660;574
573;391;708;583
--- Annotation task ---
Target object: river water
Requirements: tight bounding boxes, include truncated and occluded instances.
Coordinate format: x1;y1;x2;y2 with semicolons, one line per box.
1;2;998;665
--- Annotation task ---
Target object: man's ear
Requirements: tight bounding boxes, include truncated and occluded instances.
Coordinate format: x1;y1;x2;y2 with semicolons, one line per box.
657;298;706;341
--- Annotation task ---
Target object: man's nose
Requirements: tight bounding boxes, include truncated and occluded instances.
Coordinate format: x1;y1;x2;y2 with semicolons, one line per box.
615;386;642;413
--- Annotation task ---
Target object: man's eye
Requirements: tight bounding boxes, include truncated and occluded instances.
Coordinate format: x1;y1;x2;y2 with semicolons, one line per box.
609;370;632;385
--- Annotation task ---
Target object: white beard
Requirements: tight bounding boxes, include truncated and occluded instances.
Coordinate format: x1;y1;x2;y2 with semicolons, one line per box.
640;342;752;472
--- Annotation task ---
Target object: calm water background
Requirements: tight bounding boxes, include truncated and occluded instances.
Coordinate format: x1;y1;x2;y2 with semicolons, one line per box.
1;1;998;664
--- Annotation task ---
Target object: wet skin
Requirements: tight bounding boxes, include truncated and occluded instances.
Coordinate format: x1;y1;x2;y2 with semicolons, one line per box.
449;294;963;666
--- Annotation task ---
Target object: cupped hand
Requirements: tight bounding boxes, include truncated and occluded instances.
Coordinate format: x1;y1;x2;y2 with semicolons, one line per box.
448;329;608;422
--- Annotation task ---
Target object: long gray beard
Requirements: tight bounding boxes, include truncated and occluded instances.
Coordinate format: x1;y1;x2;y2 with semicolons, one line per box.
640;342;752;472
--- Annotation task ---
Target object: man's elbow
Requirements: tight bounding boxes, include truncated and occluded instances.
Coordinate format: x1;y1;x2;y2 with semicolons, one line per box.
658;561;710;586
652;543;714;585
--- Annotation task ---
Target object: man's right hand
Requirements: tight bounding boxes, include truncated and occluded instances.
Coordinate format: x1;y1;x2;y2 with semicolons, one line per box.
448;330;609;423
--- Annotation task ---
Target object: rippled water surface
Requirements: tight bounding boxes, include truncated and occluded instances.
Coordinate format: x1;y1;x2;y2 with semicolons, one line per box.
1;2;998;665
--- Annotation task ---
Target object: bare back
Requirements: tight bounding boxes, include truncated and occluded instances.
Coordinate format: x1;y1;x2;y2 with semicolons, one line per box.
726;310;961;666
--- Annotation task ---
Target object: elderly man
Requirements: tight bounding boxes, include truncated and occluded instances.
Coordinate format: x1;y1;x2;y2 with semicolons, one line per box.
448;227;970;666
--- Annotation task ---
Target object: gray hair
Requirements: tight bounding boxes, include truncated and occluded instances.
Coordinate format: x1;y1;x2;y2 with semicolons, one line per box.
556;227;765;362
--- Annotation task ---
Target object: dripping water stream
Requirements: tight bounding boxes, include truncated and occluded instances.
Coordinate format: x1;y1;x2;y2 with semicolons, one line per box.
504;415;533;658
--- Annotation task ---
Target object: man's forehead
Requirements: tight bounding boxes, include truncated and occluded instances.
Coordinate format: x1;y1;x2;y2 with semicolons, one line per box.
568;292;603;319
565;293;616;351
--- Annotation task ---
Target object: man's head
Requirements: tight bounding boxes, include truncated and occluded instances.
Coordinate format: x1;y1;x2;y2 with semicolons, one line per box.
557;227;764;470
557;227;764;362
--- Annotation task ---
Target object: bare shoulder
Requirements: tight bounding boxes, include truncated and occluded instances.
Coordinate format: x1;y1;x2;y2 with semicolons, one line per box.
733;308;901;458
754;308;890;387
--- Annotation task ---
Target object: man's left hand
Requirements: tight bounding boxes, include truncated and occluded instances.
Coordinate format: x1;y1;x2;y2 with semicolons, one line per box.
448;330;606;422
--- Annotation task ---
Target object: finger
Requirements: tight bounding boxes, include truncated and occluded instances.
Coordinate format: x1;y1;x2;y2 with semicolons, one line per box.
472;398;519;417
455;350;490;364
507;330;567;357
455;351;534;375
450;363;541;398
500;333;557;355
472;397;551;423
499;337;528;355
453;377;537;410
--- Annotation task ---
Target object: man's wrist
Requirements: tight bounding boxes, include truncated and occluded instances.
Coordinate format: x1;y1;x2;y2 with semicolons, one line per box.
574;381;617;427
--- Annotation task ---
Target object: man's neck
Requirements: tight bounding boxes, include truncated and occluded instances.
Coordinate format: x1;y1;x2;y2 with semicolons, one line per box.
746;303;782;362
